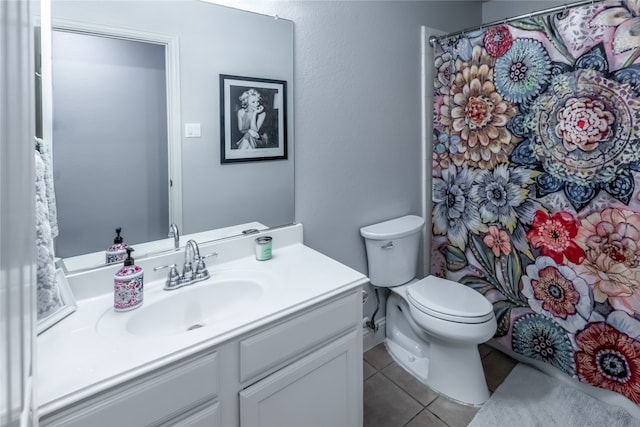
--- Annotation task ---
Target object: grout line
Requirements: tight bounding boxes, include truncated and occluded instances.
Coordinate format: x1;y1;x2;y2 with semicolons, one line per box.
401;409;425;427
379;366;430;409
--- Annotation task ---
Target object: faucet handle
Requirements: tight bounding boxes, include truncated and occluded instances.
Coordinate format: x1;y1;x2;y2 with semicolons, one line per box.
201;252;218;260
194;252;217;280
154;263;181;290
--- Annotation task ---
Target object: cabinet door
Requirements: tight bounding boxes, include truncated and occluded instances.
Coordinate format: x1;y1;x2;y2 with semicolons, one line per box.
240;330;362;427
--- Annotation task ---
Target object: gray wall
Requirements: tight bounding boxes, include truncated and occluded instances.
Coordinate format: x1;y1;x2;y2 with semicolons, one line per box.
220;1;483;321
52;0;295;239
52;32;168;257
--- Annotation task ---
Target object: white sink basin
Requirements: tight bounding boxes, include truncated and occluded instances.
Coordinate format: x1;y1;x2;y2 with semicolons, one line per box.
96;270;274;337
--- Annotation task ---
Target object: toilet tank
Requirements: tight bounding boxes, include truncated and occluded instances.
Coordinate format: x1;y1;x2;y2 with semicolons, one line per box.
360;215;425;287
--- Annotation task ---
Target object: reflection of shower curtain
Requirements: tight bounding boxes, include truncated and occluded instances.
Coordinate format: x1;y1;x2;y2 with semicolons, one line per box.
431;0;640;405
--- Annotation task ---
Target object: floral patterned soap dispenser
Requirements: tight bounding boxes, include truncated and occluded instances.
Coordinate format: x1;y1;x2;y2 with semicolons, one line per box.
114;247;144;311
106;227;128;264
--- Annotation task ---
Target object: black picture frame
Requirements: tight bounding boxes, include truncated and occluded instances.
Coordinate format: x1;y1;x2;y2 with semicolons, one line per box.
220;74;287;163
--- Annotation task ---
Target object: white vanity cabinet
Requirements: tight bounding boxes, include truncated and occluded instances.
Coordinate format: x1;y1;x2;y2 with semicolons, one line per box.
39;288;363;427
239;289;363;427
240;330;361;427
39;350;221;427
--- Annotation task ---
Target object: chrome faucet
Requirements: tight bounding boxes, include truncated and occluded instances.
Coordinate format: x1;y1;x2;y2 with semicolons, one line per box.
154;239;217;290
168;223;180;249
183;239;199;281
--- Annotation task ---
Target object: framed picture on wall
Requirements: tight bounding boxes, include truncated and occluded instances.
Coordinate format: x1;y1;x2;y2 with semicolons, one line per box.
220;74;287;163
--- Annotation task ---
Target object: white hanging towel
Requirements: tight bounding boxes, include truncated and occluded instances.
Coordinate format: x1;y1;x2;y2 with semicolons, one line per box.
35;150;62;319
35;137;58;237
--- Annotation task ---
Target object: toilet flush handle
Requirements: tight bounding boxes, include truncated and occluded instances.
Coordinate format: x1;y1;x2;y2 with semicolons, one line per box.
382;241;394;249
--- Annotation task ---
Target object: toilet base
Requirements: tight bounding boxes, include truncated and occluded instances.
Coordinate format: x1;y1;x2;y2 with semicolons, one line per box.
385;338;429;384
385;292;491;406
425;336;490;406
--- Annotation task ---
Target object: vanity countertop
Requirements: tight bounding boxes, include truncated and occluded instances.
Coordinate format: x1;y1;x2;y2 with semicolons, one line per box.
37;224;368;415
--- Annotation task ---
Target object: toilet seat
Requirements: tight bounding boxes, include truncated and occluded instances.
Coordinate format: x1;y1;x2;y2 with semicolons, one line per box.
406;276;494;324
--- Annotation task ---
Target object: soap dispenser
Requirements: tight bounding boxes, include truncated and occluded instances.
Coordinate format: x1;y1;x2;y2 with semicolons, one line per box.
114;247;144;311
106;227;128;264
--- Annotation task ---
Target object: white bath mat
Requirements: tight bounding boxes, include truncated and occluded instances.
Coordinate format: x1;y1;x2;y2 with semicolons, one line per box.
468;363;640;427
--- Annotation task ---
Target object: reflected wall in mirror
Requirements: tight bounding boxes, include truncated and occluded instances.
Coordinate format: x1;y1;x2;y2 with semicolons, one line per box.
52;29;170;258
43;0;295;271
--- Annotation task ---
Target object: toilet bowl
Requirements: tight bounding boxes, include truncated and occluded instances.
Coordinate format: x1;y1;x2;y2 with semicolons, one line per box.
360;215;497;405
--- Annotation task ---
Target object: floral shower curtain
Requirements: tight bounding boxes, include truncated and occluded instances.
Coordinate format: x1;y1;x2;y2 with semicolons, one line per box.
431;0;640;404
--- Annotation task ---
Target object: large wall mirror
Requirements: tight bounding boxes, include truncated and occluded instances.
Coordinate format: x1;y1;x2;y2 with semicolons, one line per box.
41;0;294;272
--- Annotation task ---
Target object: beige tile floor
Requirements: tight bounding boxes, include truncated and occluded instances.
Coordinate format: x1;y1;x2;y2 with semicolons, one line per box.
363;343;518;427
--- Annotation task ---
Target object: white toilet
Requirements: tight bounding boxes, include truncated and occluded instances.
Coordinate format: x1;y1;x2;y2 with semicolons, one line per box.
360;215;497;405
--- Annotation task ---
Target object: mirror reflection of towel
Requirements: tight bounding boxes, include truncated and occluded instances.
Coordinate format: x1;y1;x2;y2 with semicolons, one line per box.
35;137;58;237
35;151;62;319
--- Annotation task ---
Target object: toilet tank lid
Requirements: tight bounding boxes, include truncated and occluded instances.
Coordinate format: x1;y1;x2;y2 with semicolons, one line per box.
360;215;425;240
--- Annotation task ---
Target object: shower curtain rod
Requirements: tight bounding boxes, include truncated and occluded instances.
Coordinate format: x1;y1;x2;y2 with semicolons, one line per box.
429;0;604;47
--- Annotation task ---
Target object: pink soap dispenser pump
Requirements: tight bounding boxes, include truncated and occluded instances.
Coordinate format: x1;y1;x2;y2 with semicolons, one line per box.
114;247;144;311
106;227;128;264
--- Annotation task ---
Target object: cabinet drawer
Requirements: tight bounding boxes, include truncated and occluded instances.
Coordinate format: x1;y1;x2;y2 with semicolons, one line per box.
156;400;220;427
240;290;360;383
41;350;219;427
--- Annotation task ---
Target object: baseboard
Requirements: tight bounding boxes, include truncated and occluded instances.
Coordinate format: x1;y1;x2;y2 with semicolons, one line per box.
362;316;386;352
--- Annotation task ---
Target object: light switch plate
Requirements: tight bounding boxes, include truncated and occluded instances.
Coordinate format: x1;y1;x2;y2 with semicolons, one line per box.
184;123;201;138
